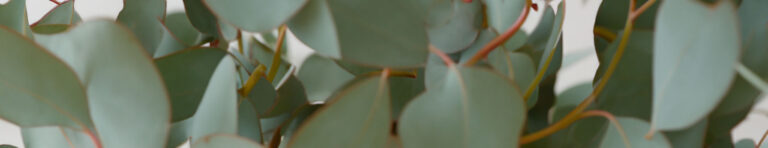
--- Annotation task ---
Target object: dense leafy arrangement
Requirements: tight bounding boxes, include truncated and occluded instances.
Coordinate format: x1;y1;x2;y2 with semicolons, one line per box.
1;0;767;147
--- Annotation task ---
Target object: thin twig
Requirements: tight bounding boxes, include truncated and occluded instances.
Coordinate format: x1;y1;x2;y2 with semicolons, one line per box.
240;65;267;96
580;110;632;148
266;25;288;82
49;0;62;5
757;129;768;148
429;45;456;67
463;0;532;66
520;0;657;144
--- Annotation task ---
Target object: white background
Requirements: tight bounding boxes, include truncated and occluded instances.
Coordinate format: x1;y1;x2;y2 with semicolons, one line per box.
1;0;767;147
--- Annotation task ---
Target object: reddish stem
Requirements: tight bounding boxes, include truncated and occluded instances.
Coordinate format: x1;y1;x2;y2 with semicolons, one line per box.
463;0;472;3
85;129;103;148
210;40;220;47
463;1;531;66
428;45;455;67
49;0;62;5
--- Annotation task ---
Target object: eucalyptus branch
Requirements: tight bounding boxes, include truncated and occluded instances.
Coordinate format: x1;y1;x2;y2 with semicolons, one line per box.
594;26;617;42
520;0;657;144
363;69;417;78
463;0;532;66
758;129;768;148
735;63;768;94
85;129;103;148
237;31;244;54
49;0;62;5
520;110;630;147
429;45;455;67
240;64;267;96
266;25;288;82
580;110;631;148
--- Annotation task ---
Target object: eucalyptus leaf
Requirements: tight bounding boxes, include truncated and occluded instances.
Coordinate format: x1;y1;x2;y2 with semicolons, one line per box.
154;12;204;57
399;66;525;148
714;0;768;117
191;57;239;141
192;134;265;148
484;0;525;34
734;139;756;148
594;0;658;31
601;117;671;148
35;21;171;148
288;75;391;148
0;0;30;36
117;0;166;53
427;0;482;53
183;0;219;36
204;0;308;33
22;126;96;148
663;119;707;148
288;0;429;68
167;118;194;148
595;31;654;120
651;0;740;131
296;54;354;102
242;76;277;116
155;48;227;122
0;25;91;130
32;1;81;26
31;24;70;34
238;98;264;143
261;75;310;118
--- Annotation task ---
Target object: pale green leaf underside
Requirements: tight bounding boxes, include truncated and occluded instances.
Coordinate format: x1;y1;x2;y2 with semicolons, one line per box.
192;134;265;148
652;0;740;131
288;76;391;148
399;66;525;148
35;21;170;148
297;54;355;102
192;57;239;141
0;25;91;129
22;126;96;148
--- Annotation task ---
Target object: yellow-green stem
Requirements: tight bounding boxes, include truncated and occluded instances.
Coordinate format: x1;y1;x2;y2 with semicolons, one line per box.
267;25;288;82
520;0;657;143
241;65;267;96
237;31;244;54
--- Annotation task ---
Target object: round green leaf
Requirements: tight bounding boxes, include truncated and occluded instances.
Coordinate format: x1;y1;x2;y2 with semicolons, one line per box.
651;0;740;131
399;66;525;148
191;57;239;141
735;139;756;148
427;0;482;53
35;21;171;148
484;0;525;33
594;0;658;31
714;0;768;117
288;0;429;68
192;134;265;148
0;0;30;36
601;117;671;148
595;31;654;119
204;0;309;33
0;26;91;129
32;1;81;26
117;0;166;53
296;54;354;102
155;48;227;122
22;127;96;148
287;75;391;148
260;75;310;118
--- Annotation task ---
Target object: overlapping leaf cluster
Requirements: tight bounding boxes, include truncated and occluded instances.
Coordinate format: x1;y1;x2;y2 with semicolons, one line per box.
0;0;767;148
